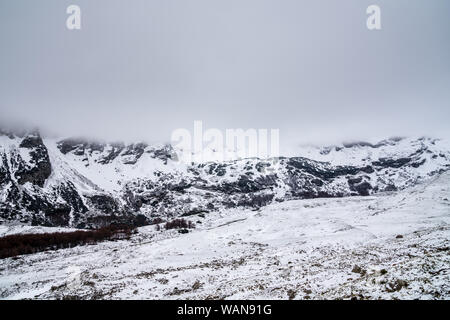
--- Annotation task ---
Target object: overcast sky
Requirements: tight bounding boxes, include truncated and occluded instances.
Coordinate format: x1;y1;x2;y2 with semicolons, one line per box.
0;0;449;147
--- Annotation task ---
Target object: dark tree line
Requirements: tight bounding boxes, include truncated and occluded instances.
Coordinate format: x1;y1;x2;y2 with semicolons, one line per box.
0;224;135;259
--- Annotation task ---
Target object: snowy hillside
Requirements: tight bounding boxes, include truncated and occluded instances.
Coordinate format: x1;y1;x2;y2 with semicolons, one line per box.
1;129;450;229
1;170;449;299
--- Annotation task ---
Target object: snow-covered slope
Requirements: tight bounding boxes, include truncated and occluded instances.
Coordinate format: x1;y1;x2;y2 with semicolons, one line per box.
1;169;449;299
1;129;449;228
295;137;450;169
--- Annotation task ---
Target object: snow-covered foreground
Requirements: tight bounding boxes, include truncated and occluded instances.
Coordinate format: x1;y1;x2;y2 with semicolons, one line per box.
1;172;449;300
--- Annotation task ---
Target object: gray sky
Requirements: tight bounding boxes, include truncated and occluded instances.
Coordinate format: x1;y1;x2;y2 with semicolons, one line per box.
0;0;449;146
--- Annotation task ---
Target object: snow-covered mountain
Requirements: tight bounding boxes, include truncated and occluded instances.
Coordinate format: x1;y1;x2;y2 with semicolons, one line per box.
1;128;449;228
2;167;449;299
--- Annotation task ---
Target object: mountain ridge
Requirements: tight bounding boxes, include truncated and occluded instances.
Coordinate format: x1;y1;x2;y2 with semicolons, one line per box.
1;129;449;228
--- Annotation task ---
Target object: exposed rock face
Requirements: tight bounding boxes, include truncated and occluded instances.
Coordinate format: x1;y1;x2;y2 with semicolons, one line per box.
121;143;147;164
15;134;52;187
1;130;449;228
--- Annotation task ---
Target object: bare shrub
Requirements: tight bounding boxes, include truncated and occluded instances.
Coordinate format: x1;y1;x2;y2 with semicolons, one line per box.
151;217;165;225
164;218;195;230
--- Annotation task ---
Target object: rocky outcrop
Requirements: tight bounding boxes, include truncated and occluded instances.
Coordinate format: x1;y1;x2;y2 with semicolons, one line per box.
15;134;51;187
